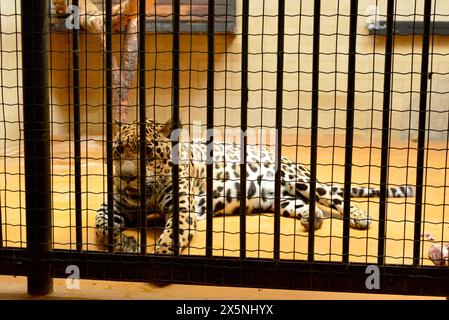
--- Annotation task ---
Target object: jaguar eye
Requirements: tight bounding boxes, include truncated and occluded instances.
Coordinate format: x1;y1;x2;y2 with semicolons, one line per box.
116;145;125;154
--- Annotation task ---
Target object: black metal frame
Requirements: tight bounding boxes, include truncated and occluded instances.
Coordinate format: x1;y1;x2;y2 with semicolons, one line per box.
413;0;432;267
20;0;53;295
139;0;148;255
1;0;448;297
105;0;115;253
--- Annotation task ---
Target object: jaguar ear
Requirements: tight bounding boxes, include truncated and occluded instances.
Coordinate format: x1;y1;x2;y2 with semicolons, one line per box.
159;118;182;138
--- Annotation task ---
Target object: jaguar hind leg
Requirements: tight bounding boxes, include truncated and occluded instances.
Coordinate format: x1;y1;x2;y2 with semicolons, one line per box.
282;157;371;230
280;195;324;231
312;183;371;229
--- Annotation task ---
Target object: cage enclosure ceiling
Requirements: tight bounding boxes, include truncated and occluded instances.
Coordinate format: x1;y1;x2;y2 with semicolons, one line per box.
0;0;449;296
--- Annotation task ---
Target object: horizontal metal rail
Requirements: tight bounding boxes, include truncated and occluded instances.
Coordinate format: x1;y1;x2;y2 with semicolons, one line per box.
1;248;449;297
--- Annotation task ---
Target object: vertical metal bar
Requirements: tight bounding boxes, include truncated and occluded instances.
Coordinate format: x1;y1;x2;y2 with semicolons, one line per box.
72;0;82;252
139;0;147;255
105;0;114;253
21;0;53;295
205;0;215;258
273;0;285;261
413;0;432;266
378;0;395;266
171;0;180;256
342;0;359;264
308;0;321;262
239;0;249;259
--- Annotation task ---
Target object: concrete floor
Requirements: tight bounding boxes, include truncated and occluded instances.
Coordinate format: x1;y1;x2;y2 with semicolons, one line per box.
0;276;444;300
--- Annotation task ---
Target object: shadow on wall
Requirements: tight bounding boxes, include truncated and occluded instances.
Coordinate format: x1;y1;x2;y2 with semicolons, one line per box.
405;73;449;141
49;32;234;140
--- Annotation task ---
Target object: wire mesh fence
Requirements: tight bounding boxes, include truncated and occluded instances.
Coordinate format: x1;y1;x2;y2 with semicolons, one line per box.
1;0;449;296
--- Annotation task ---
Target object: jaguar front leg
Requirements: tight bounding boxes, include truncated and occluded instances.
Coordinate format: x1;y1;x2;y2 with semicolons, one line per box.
155;191;197;254
95;202;139;253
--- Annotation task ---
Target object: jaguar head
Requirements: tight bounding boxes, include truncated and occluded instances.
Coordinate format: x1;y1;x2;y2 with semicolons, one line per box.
112;119;177;202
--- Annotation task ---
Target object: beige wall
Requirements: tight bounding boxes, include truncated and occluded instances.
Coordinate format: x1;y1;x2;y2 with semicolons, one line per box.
0;0;22;154
2;0;449;154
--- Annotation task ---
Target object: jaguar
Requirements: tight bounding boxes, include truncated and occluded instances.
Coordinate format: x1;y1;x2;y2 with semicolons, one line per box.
96;119;415;254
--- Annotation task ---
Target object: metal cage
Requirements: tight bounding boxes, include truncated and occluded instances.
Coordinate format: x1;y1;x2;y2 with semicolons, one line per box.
1;0;449;297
